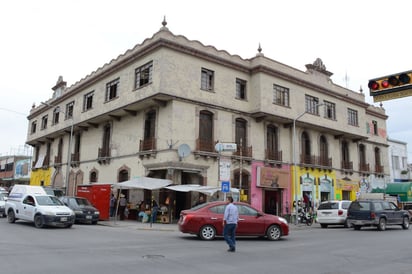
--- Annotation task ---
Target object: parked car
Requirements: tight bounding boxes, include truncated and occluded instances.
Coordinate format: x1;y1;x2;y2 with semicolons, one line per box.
178;201;289;241
0;193;7;217
347;199;410;231
317;200;351;228
59;196;100;224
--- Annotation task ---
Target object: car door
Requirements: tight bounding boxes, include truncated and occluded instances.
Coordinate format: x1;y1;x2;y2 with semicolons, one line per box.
235;204;266;236
21;195;37;220
389;202;403;224
381;201;396;224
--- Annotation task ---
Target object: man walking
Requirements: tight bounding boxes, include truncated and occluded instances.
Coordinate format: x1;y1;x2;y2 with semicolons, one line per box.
223;196;239;252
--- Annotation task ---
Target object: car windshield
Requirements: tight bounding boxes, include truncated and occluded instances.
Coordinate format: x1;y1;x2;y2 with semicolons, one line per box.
72;198;92;207
35;195;65;206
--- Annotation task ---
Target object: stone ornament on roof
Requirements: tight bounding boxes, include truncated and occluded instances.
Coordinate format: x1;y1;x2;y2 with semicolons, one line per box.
305;58;333;77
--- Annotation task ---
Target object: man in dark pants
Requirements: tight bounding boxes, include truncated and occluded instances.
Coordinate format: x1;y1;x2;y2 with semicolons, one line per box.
223;196;239;252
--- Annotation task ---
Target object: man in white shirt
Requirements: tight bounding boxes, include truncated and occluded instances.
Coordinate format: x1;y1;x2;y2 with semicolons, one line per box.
223;196;239;252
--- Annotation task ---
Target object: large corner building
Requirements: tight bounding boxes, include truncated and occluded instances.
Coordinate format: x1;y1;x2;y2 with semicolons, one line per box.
26;19;389;220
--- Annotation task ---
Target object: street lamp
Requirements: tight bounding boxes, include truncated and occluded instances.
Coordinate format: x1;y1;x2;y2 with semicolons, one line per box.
41;102;74;195
293;103;324;225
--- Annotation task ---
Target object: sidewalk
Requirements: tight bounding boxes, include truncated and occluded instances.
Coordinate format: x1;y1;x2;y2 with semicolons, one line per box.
98;219;319;231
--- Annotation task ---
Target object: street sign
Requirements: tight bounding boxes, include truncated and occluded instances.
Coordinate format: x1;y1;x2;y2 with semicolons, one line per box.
215;142;237;152
221;181;230;193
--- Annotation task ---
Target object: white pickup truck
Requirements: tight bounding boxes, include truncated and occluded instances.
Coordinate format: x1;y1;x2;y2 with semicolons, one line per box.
5;185;75;228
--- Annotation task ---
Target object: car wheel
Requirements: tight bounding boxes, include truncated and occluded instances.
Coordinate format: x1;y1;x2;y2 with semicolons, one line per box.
34;215;45;228
354;225;361;230
402;217;409;229
199;225;216;240
377;218;386;231
7;210;16;223
66;224;73;228
266;225;281;241
320;224;328;229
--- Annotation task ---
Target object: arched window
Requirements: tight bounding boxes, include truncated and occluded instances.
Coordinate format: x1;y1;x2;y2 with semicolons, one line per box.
375;147;382;173
198;110;214;152
301;131;311;164
119;169;129;182
90;171;97;182
341;140;351;169
235;118;247;155
319;135;328;166
266;125;280;160
359;144;368;171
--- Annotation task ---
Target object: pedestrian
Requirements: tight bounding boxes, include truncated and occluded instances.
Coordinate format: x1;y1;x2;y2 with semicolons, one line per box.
109;193;116;217
151;197;159;223
119;193;127;220
223;196;239;252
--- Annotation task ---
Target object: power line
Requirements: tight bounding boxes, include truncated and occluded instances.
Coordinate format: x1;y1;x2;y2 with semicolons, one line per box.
0;107;27;116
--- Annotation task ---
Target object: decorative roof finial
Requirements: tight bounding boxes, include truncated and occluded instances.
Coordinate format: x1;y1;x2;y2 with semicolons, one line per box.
256;43;264;57
162;16;167;28
359;85;363;94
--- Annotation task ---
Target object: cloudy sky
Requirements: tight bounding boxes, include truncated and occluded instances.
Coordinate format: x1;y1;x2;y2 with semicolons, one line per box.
1;0;411;159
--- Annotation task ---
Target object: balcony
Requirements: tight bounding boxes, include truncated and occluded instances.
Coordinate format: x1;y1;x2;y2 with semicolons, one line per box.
98;147;111;164
300;154;316;165
54;155;62;165
233;145;253;158
71;152;80;167
195;138;215;153
359;163;370;172
265;150;282;161
375;165;384;174
140;137;156;151
317;156;332;168
341;161;353;171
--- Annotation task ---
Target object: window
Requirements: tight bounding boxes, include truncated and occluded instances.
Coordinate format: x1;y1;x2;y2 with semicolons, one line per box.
324;101;336;120
199;110;214;152
359;144;367;168
41;115;48;130
301;131;311;164
372;120;378;135
135;61;153;89
31;121;37;134
392;156;400;170
319;135;328;166
106;78;119;102
273;84;289;106
235;118;247;150
266;125;280;160
341;140;350;169
236;78;247;100
66;101;74;119
83;91;94;111
52;108;60;125
348;108;358;126
305;95;320;115
201;68;214;91
90;171;98;183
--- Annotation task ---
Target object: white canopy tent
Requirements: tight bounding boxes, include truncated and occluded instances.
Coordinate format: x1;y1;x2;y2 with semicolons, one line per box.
112;177;173;190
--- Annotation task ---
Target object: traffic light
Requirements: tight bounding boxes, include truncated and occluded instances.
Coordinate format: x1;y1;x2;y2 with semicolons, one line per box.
368;71;412;94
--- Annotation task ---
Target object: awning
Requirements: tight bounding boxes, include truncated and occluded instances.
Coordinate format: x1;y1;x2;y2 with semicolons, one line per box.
112;177;173;190
383;183;412;202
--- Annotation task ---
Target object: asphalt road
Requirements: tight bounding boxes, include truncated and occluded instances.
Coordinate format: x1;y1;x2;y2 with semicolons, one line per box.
1;218;412;274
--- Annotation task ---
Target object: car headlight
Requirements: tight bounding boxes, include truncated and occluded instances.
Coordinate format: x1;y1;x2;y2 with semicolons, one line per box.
278;217;288;224
95;211;100;215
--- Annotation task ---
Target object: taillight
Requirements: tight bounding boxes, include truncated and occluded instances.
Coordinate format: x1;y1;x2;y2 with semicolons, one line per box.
370;212;376;219
338;210;343;216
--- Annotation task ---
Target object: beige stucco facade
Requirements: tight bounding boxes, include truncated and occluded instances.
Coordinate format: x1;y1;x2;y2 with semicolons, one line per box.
26;21;389;217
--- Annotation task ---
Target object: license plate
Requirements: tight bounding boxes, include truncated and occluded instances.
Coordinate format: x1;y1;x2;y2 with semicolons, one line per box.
86;215;92;219
60;217;67;222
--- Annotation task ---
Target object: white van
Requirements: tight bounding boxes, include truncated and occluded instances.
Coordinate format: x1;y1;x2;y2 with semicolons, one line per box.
6;185;75;228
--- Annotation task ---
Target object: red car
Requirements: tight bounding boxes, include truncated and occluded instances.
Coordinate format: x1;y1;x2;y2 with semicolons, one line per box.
178;201;289;240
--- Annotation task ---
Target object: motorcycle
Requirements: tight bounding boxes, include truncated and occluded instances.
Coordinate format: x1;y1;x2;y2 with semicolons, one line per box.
298;207;313;226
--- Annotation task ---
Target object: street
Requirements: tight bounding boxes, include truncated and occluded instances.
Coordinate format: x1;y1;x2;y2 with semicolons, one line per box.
1;218;412;274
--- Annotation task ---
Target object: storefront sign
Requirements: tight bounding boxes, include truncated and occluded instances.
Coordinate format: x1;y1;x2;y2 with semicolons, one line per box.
256;166;289;188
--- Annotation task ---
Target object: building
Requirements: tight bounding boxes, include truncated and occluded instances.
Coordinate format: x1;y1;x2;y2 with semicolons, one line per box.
26;19;389;220
388;138;410;182
0;154;32;188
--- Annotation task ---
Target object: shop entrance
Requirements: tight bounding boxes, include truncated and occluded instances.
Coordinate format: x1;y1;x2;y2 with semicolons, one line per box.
264;190;281;216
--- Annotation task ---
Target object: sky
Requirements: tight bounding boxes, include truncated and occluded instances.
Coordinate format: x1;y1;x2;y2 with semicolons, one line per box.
1;0;412;159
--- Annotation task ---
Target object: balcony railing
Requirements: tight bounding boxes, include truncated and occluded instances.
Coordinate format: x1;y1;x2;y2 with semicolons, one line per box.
233;145;253;158
359;163;370;172
140;137;156;151
300;154;316;165
317;156;332;167
341;161;353;170
54;155;62;164
71;152;80;162
265;150;282;161
196;138;215;152
375;165;384;173
98;147;111;158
